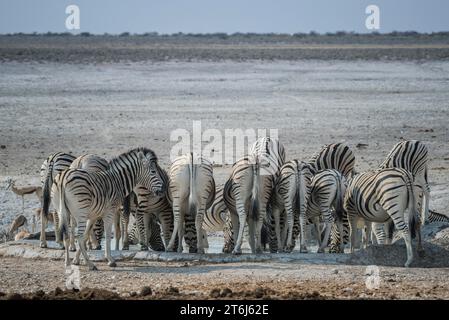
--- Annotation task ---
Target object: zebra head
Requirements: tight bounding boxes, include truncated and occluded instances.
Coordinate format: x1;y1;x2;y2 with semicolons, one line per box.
137;150;166;197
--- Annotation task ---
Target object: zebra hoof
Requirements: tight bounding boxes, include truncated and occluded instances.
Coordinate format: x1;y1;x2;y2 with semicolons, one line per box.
317;248;325;253
72;258;80;266
89;265;98;271
69;246;77;252
232;249;242;255
122;245;129;251
404;260;412;268
40;242;47;248
197;249;205;254
139;245;149;251
300;247;308;253
93;245;102;250
108;261;117;268
188;247;197;253
418;249;425;258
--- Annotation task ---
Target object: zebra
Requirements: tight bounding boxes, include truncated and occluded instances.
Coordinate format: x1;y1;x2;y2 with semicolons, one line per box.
122;185;177;251
344;167;421;267
307;142;356;252
224;154;274;254
223;137;285;254
379;140;430;224
306;169;347;253
40;152;76;248
53;147;165;270
69;154;111;251
270;160;315;253
167;153;215;254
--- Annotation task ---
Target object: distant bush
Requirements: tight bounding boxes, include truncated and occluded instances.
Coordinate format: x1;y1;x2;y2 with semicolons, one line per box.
80;32;91;37
119;32;130;37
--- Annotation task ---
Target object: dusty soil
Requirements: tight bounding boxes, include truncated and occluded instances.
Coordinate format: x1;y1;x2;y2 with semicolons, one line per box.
1;255;449;300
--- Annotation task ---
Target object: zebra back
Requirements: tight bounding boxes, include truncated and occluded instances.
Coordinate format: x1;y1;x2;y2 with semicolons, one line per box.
308;142;355;178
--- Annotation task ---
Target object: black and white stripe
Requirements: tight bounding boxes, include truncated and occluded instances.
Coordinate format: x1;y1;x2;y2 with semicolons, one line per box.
167;153;215;254
344;167;421;267
308;142;356;178
379;140;430;224
270;160;315;252
39;152;76;248
224;155;274;254
53;147;165;270
306;169;346;253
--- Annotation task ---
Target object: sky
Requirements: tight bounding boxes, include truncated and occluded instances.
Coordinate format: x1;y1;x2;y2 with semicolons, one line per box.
0;0;448;34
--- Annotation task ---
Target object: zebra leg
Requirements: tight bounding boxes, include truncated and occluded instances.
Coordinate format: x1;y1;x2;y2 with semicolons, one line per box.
63;234;71;268
166;202;179;252
104;214;116;267
318;211;333;253
363;222;372;249
254;209;265;254
75;219;97;271
114;210;121;251
223;210;237;253
195;208;206;254
348;216;358;254
135;213;148;251
415;219;425;257
121;209;130;250
298;208;308;253
336;220;345;253
247;218;256;253
232;196;247;255
272;205;283;253
40;210;48;248
69;216;76;252
159;210;173;251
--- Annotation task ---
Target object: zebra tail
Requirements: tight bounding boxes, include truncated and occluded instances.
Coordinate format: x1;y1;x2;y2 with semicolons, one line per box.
407;178;418;239
188;152;197;219
57;178;69;242
42;160;55;221
249;158;260;221
296;168;306;230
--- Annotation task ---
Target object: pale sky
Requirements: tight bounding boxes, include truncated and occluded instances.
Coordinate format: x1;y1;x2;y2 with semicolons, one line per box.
0;0;448;34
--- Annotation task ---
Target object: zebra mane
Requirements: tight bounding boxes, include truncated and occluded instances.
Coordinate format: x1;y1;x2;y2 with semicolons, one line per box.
109;147;158;166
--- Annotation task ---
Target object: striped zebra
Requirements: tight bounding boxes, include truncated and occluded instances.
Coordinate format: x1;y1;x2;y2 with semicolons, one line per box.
344;167;421;267
53;147;165;270
40;152;76;248
121;187;173;251
167;153;215;254
379;140;430;224
224;155;274;254
270;160;315;253
69;154;111;251
308;143;355;252
306;169;347;253
223;137;286;252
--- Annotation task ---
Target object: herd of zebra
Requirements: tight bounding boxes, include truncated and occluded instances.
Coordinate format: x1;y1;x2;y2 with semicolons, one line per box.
36;138;449;270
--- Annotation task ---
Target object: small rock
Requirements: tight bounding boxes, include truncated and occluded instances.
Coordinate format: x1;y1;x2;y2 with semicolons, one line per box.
140;286;152;296
254;287;264;298
332;269;339;274
210;288;220;298
54;287;63;296
0;145;6;149
221;288;233;297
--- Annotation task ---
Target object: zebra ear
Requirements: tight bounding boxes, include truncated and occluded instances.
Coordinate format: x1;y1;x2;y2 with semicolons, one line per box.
138;151;149;165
